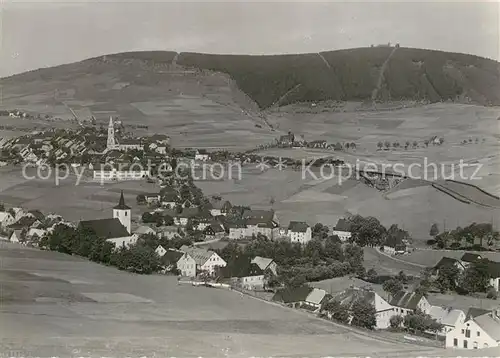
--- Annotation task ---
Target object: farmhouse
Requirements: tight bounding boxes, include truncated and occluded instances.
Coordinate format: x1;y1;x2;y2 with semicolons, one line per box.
383;236;407;255
446;308;500;349
251;256;278;275
155;245;167;257
219;258;266;290
179;245;227;276
161;249;195;276
428;306;466;337
287;221;312;244
332;218;352;242
207;199;232;217
9;230;22;243
203;222;226;239
331;287;394;329
242;209;279;226
194;149;209;162
227;221;247;240
389;291;431;316
460;253;482;268
433;257;466;276
272;286;328;311
143;193;161;204
0;212;15;228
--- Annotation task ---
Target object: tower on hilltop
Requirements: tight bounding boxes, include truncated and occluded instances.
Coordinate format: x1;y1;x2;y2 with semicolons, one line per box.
113;191;131;234
107;116;117;150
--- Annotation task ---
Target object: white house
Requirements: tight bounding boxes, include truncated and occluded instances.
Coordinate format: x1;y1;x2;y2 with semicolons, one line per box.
194;149;209;162
332;218;352;242
228;222;247;240
273;286;329;312
208;199;232;217
287;221;312;244
446;308;500;349
179;245;227;276
429;306;466;337
27;228;47;240
251;256;278;275
9;230;22;243
383;236;407;255
333;287;394;329
176;252;197;277
160;249;196;277
0;212;15;228
155;245;167;257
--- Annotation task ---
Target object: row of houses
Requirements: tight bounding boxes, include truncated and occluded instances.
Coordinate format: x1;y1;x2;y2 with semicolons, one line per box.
272;284;500;349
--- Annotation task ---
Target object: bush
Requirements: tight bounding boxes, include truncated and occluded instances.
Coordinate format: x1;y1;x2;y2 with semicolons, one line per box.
486;287;498;300
390;315;404;329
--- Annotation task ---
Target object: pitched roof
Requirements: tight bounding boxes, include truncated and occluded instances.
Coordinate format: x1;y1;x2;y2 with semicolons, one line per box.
483;259;500;278
219;258;264;278
305;288;328;305
473;312;500;340
134;226;156;235
272;285;313;304
242;209;274;222
466;307;491;320
333;287;377;307
28;210;45;221
79;218;130;239
180;246;218;266
114;191;131;210
434;257;461;269
251;256;274;271
288;221;309;232
161;249;184;266
335;218;351;232
204;222;225;234
429;306;464;327
461;253;482;263
389;291;424;310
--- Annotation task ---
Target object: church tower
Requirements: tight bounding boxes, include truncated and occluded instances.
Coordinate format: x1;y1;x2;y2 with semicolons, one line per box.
113;191;131;234
107;116;116;150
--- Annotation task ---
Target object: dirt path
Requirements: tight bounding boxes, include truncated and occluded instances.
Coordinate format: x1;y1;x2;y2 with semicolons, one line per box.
371;47;398;102
270;84;302;109
317;53;332;69
171;52;180;66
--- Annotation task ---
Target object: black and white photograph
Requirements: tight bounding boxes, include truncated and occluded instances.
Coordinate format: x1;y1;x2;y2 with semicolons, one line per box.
0;1;499;357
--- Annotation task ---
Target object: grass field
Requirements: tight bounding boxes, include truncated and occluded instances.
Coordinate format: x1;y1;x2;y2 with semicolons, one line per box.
0;242;466;357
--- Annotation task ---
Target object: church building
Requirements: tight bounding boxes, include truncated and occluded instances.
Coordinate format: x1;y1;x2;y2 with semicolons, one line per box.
79;191;137;248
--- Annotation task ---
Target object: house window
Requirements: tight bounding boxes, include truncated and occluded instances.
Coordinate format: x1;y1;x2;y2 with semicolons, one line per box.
477;331;480;336
461;329;465;334
453;338;458;347
125;212;127;216
463;340;468;349
473;341;478;349
465;330;471;338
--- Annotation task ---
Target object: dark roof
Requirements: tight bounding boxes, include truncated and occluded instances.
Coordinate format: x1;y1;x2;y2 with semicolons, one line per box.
242;209;274;221
272;286;313;304
161;249;184;266
28;210;45;221
434;257;461;269
288;221;309;232
335;218;351;232
461;253;482;263
466;307;490;320
219;257;264;278
484;259;500;277
389;291;424;310
79;218;129;238
114;191;131;210
204;222;225;234
384;235;406;249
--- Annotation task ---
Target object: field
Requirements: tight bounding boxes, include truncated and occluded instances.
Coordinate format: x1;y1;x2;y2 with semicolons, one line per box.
0;242;471;357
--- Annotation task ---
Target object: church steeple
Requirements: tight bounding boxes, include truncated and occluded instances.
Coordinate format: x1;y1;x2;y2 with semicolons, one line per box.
107;116;116;150
114;191;131;210
113;191;131;234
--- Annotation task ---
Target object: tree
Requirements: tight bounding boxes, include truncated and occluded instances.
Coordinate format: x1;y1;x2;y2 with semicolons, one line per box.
377;141;383;150
383;279;403;300
435;264;460;293
459;261;491;293
384;141;391;150
0;203;4;211
335;142;343;151
429;223;439;237
322;300;350;324
412;140;418;148
367;268;378;282
351;299;377;330
405;140;410;149
424;139;429;147
389;315;404;329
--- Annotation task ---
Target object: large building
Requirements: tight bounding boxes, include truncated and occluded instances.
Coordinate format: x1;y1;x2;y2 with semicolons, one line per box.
446;308;500;349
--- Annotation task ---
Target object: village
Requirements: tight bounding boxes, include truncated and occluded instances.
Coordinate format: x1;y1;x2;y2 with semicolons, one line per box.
0;115;499;351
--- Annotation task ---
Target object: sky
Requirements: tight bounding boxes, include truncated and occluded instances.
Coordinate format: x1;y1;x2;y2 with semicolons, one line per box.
0;1;498;77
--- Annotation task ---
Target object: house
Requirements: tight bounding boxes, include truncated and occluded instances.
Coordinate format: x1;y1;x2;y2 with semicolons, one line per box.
307;140;327;148
245;219;278;239
161;192;178;208
331;287;394;329
144;193;161;204
272;286;328;311
174;208;204;226
251;256;278;275
176;251;197;277
383;236;407;255
278;133;294;146
27;228;47;240
155;245;167;257
0;212;15;228
194;149;209;162
287;221;312;244
208;199;232;217
460;253;482;268
429;306;466;337
433;257;466;276
179;245;227;276
484;260;500;292
157;226;182;240
446;308;500;349
227;221;247;240
27;210;45;222
93;164;150;181
332;218;352;242
9;230;22;243
117;138;143;151
242;209;279;225
219;257;266;290
389;291;431;316
134;225;157;237
203;222;226;240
